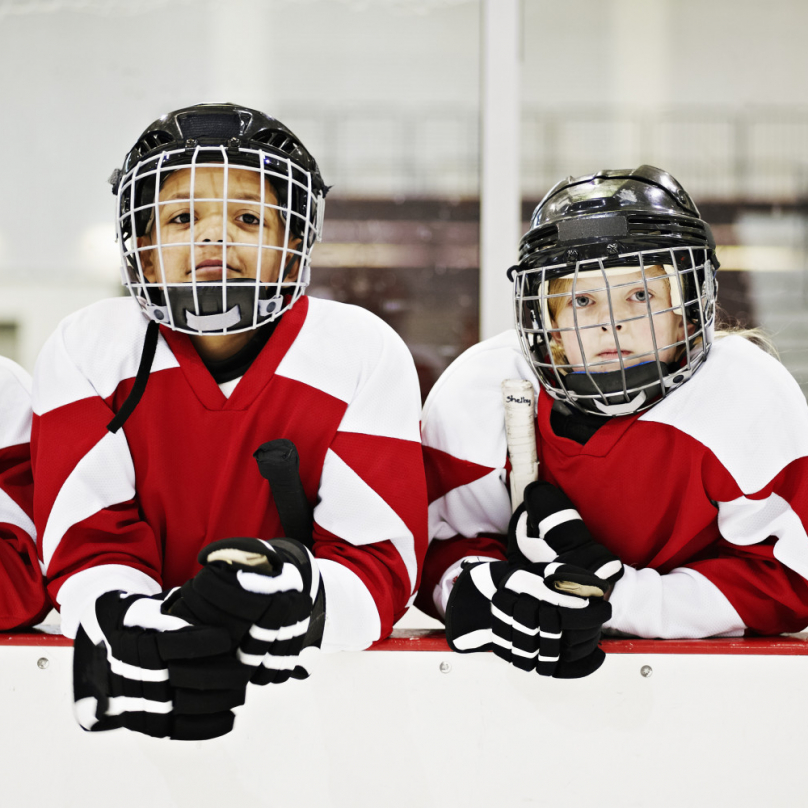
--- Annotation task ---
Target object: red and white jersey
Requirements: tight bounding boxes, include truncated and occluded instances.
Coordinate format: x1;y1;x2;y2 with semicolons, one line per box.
32;296;427;649
0;357;48;630
419;330;808;637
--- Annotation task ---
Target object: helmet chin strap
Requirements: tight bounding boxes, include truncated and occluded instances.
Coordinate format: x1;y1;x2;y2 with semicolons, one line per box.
185;305;243;333
143;272;299;333
181;295;284;332
590;390;647;416
562;361;668;417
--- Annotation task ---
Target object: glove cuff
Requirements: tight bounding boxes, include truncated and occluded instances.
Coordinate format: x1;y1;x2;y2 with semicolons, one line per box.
267;538;325;650
444;561;508;653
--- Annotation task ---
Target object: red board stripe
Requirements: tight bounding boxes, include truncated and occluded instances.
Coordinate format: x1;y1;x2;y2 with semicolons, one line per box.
369;630;808;655
0;632;72;647
4;629;808;655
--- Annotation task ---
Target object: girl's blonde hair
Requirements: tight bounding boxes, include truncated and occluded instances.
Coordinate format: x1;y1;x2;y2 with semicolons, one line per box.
713;325;779;357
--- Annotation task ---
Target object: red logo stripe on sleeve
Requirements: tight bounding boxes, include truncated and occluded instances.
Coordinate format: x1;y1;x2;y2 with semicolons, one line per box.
423;445;495;505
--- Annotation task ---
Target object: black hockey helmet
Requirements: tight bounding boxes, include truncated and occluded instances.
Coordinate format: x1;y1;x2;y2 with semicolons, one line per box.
111;102;328;338
112;102;327;245
519;164;718;273
512;166;719;417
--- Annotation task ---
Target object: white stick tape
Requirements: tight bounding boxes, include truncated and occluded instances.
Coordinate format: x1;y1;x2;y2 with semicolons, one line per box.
501;379;539;512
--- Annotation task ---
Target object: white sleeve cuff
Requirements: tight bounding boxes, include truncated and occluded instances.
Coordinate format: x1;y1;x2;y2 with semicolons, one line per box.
434;555;502;620
318;559;382;652
604;565;746;639
56;564;161;639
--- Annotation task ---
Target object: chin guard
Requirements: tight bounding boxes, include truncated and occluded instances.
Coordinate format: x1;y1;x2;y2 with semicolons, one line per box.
561;361;669;417
143;282;285;333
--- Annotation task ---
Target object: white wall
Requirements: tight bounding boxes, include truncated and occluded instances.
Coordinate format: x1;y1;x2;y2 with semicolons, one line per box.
4;637;808;807
521;0;808;110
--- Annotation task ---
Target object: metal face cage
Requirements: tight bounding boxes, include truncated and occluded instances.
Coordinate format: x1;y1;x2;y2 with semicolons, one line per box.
514;246;716;417
116;144;325;335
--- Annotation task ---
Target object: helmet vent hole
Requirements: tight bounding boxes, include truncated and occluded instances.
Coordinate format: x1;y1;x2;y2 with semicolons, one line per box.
628;213;706;240
134;130;172;156
253;129;297;156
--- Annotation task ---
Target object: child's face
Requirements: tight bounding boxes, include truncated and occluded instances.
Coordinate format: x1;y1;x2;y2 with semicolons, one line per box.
137;165;295;286
550;266;686;373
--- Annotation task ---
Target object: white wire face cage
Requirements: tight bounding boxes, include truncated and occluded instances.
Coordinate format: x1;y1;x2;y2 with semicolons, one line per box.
116;144;325;335
514;246;716;417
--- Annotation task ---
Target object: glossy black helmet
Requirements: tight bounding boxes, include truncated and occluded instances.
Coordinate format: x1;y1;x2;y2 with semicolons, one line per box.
513;165;718;417
112;103;328;335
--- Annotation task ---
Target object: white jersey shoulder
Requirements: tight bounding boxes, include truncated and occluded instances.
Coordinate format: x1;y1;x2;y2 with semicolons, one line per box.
278;297;421;442
422;330;535;468
0;356;32;450
640;335;808;494
33;297;178;417
423;331;529;539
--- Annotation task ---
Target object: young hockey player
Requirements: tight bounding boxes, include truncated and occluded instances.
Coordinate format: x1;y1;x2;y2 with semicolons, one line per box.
32;103;427;738
418;165;808;679
0;358;48;630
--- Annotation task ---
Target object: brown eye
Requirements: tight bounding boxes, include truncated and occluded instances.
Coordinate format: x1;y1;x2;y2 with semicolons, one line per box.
169;212;191;225
238;213;261;225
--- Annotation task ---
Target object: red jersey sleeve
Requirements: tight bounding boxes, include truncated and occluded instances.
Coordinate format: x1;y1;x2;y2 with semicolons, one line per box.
686;451;808;634
0;358;49;629
304;309;428;647
32;310;165;637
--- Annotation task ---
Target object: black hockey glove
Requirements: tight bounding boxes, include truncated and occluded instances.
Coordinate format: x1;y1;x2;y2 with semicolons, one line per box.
444;560;611;679
508;481;624;590
168;537;325;686
73;590;250;741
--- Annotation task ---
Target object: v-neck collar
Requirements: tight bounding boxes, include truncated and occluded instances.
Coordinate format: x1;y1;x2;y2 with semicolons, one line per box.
160;296;309;412
537;389;642;458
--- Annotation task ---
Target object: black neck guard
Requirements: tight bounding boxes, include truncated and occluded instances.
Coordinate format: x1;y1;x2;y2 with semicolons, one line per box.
200;319;278;384
549;400;608;445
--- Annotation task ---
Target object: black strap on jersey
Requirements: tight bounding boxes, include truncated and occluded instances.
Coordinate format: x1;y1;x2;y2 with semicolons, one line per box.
107;320;160;434
106;316;279;434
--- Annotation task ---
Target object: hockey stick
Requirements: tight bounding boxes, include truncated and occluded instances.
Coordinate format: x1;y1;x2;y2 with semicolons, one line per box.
253;439;314;551
253;439;326;648
182;440;314;574
501;379;539;513
501;380;603;598
190;440;323;655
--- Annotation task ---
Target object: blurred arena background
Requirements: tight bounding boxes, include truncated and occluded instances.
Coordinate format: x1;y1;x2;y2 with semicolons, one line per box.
0;0;806;399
